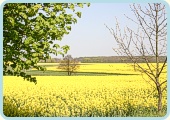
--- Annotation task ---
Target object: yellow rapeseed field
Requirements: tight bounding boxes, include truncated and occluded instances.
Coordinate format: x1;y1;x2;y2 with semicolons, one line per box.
3;63;167;117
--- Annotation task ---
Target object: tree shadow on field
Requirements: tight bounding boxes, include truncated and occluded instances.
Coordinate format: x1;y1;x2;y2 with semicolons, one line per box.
73;71;139;76
23;70;139;76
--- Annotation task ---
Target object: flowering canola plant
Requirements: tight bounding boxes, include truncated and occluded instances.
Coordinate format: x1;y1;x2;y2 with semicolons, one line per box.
3;63;167;117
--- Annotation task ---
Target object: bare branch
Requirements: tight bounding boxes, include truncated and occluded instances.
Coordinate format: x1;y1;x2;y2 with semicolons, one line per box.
161;85;167;93
159;80;167;87
158;57;167;77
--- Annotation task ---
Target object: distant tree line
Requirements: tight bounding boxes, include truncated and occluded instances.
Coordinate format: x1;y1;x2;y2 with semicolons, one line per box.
77;56;167;63
39;56;166;63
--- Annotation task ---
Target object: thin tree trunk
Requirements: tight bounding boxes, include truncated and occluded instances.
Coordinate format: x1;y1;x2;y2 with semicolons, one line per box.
68;59;70;76
157;83;162;114
155;4;161;113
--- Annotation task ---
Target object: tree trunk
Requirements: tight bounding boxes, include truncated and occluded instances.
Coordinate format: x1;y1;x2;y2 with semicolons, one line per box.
155;6;161;114
157;85;162;114
68;59;70;76
67;71;71;76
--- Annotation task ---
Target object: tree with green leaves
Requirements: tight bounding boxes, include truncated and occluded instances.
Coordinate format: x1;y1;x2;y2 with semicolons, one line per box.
58;55;80;76
3;3;90;84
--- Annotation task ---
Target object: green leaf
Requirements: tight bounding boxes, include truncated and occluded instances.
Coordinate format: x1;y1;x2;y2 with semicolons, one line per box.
66;26;71;30
51;12;56;17
19;12;28;19
24;37;33;45
62;45;70;54
53;44;60;48
87;3;90;7
76;12;81;18
25;60;31;65
33;4;42;12
7;17;14;27
77;3;83;8
55;4;63;11
57;37;62;41
32;53;38;57
69;3;75;11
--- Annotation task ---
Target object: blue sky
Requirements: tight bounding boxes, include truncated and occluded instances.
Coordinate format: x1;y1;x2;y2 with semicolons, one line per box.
54;3;146;58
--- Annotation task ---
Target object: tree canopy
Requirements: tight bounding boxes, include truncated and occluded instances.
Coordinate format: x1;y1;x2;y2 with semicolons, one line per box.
58;55;80;76
3;3;90;84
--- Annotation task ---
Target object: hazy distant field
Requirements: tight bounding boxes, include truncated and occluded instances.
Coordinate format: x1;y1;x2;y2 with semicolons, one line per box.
3;63;167;117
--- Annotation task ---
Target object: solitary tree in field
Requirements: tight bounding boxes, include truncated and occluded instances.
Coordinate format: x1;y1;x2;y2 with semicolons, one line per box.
58;55;80;76
3;3;90;83
106;3;167;114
